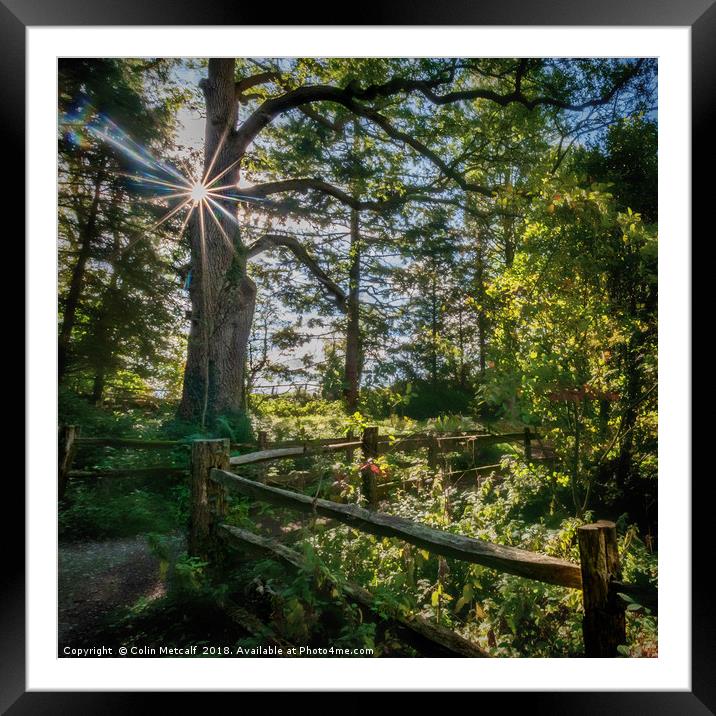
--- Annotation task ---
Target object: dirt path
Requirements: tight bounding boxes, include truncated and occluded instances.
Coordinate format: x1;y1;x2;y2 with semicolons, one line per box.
58;533;185;650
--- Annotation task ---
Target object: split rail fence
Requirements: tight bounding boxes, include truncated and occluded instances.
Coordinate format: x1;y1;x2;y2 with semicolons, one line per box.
58;424;538;500
189;433;656;658
58;424;656;657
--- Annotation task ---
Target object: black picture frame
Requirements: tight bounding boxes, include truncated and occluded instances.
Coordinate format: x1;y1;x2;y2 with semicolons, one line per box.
9;1;706;711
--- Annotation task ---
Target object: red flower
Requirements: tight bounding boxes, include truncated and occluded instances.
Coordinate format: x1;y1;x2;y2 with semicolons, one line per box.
359;461;383;476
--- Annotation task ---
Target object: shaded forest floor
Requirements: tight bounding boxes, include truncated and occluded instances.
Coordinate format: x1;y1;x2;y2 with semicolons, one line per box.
58;533;184;651
57;520;317;656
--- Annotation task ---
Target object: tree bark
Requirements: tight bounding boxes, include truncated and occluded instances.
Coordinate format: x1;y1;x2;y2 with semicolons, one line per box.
475;248;488;377
429;262;439;386
178;59;257;426
577;521;626;657
189;439;230;562
343;209;362;413
173;60;646;423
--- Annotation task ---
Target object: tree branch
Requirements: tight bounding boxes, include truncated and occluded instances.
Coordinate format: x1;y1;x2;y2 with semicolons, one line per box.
233;72;454;158
232;60;645;197
235;71;280;102
239;178;466;213
234;60;643;152
235;88;494;195
299;106;349;133
246;233;347;309
416;59;646;111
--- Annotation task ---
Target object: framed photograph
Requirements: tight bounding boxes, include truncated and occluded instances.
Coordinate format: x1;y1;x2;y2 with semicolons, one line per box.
11;0;706;709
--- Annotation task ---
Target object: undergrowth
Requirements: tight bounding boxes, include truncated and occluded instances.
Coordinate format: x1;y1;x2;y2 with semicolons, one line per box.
58;397;657;657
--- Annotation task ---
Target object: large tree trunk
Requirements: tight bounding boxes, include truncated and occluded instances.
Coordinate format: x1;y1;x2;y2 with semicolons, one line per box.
343;209;362;413
178;59;256;426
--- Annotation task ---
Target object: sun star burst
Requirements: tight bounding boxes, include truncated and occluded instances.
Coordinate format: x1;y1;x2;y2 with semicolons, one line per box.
190;181;209;203
78;115;269;262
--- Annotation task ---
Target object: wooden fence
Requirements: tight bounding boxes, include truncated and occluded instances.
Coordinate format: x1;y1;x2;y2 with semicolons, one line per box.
58;424;656;657
57;424;535;499
185;433;657;658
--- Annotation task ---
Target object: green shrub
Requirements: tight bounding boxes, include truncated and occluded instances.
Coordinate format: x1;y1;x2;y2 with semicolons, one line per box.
59;483;188;541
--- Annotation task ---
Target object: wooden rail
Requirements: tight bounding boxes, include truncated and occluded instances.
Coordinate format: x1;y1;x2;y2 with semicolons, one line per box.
76;437;186;448
56;421;657;656
67;466;187;479
374;464;504;498
210;467;582;588
219;524;488;658
228;441;362;466
61;425;537;488
437;431;538;445
378;430;538;451
59;427;361;485
57;425;656;657
269;436;361;449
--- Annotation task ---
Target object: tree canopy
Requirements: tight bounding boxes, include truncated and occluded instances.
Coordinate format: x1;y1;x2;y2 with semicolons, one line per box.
58;56;657;512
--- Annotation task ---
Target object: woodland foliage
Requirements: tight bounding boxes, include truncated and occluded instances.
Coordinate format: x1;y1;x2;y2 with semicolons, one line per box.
58;57;658;658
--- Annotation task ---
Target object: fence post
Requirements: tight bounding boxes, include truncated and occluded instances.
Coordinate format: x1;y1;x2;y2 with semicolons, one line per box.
257;430;268;483
58;425;79;500
346;429;355;463
427;435;438;471
523;427;532;463
190;439;230;561
361;426;379;508
577;520;626;657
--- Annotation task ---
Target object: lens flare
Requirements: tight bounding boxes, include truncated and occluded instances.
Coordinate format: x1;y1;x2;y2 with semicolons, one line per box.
62;112;270;265
190;181;209;203
61;110;273;432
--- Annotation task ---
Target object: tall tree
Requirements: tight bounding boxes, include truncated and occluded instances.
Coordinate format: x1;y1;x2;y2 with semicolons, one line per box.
58;59;184;401
174;57;653;425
